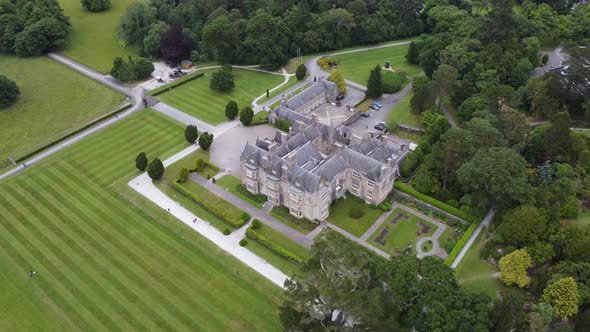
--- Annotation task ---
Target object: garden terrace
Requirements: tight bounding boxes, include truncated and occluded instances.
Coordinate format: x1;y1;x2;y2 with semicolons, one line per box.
327;196;385;237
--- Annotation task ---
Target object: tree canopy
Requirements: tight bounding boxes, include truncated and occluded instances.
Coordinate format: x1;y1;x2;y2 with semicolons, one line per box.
0;75;20;108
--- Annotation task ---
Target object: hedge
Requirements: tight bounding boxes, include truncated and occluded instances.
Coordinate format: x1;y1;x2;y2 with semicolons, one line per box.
14;103;132;163
172;179;247;228
246;225;304;266
236;184;267;204
443;221;479;266
148;73;205;96
394;182;478;223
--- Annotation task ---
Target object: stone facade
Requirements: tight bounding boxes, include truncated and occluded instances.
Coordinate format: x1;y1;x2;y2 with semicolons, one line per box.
240;81;405;222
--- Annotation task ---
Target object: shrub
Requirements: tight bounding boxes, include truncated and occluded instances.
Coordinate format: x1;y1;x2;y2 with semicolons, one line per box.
135;152;148;171
225;100;238;120
172;180;246;227
394;182;478;223
251;219;262;229
236;185;267;204
239;106;254;125
198;132;214;150
317;56;338;69
295;64;307;80
382;71;405;93
195;158;205;172
148;73;204;96
133;58;155;80
541;54;549;65
240;212;251;222
223;228;231;235
81;0;111;12
378;202;392;211
274;119;291;132
184;125;199;143
239;239;248;246
211;178;216;183
147;158;164;180
111;56;154;81
210;68;234;92
0;75;20;108
349;206;365;219
246;227;304;265
179;167;189;183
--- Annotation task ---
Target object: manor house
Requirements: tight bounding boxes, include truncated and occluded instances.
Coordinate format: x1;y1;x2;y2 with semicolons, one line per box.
240;80;405;221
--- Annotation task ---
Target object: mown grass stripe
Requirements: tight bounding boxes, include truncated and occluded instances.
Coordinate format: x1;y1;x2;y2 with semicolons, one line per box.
43;166;199;331
6;181;126;332
47;164;210;331
26;170;160;331
0;193;109;331
52;162;272;329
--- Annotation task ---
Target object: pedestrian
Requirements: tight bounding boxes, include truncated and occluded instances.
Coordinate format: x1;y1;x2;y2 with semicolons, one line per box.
115;115;118;119
193;218;196;223
22;163;26;168
167;208;170;213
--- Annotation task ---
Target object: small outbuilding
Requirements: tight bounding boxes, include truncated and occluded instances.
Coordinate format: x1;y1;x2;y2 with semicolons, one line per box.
181;60;194;69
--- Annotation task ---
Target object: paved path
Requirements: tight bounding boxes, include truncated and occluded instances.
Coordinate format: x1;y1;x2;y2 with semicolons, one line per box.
532;43;570;77
189;174;312;248
0;54;145;182
360;209;395;241
152;102;216;133
252;67;294;112
440;102;458;127
128;171;288;288
325;222;390;258
306;225;324;240
450;209;495;269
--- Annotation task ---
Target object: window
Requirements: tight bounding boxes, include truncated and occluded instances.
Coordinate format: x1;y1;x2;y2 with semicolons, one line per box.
366;191;373;199
351;181;359;191
322;190;329;201
367;180;375;188
352;171;361;180
247;184;255;192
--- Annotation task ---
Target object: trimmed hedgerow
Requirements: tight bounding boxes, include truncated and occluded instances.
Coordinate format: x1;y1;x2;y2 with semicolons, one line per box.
246;223;304;266
236;184;267;204
172;179;246;228
394;182;478;223
148;73;205;96
271;206;317;231
443;221;479;266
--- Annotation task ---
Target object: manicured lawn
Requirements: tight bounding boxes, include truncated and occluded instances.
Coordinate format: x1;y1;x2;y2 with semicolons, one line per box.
216;175;265;209
368;208;437;255
156;69;284;125
244;240;302;277
263;76;299;101
251;111;270;126
0;56;123;171
254;224;310;261
327;196;384;237
0;111;283;331
439;226;460;254
455;232;500;299
333;44;422;85
386;92;423;128
58;0;139;73
153;149;231;232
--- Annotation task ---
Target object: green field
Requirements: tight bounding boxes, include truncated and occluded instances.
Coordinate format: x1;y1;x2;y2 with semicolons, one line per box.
332;44;422;85
58;0;139;73
455;232;500;299
216;175;265;209
386;92;423;128
0;56;123;170
327;196;384;237
0;111;283;331
156;69;284;125
254;224;310;261
569;209;590;226
369;208;437;255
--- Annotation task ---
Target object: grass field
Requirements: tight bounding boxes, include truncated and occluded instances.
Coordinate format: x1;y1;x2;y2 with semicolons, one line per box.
156;69;284;125
58;0;139;73
332;44;422;85
0;55;123;171
568;209;590;226
455;232;500;299
0;111;283;331
386;92;423;128
216;175;265;209
327;197;384;237
254;224;310;261
369;209;437;255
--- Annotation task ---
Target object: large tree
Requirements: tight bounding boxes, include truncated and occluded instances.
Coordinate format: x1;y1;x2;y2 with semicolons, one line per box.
135;152;148;172
147;158;164;180
497;206;548;247
0;75;20;108
209;67;234;92
117;3;156;50
410;75;436;114
225;101;238;120
198;132;214;151
365;65;382;98
239;106;254;125
244;10;290;69
159;25;192;63
432;64;459;109
541;277;579;319
499;249;533;288
457;147;531;211
184;125;198;144
201;15;240;64
329;68;346;94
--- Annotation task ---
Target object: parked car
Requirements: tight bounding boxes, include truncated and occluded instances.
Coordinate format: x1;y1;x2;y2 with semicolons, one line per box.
374;101;383;108
336;94;345;101
374;122;386;131
360;112;370;118
369;104;380;110
336;101;342;106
